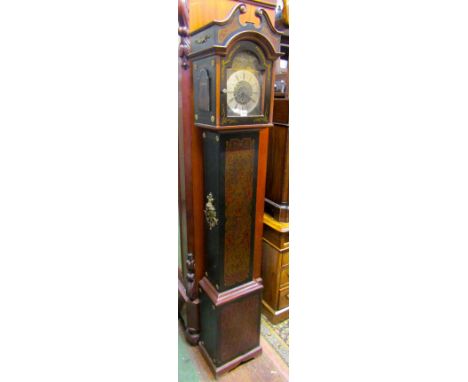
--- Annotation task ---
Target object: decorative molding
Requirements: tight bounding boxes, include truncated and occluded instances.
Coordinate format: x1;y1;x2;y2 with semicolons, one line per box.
263;211;289;233
189;3;283;55
178;268;201;346
197;69;211;112
188;3;281;59
190;3;248;36
178;0;191;69
218;17;242;44
254;7;285;37
185;252;196;300
240;0;277;7
183;253;200;346
262;237;289;253
195;122;271;131
200;277;263;307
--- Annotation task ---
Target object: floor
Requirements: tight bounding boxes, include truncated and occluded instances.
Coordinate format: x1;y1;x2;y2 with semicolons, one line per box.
178;322;289;382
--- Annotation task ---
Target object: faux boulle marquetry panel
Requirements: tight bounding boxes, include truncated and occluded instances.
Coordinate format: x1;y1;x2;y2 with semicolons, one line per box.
202;130;259;291
193;57;217;125
218;292;261;364
224;137;256;286
199;288;262;367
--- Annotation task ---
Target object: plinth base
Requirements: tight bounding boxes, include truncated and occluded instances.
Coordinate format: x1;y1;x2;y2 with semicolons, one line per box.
262;299;289;324
199;278;263;377
199;342;262;378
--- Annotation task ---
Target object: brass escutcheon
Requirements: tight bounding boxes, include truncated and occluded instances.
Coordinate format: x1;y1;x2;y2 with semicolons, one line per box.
204;192;218;230
195;34;210;44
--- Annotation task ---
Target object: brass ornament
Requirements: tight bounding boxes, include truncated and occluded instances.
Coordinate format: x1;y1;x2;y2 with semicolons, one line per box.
204;192;219;230
195;34;210;44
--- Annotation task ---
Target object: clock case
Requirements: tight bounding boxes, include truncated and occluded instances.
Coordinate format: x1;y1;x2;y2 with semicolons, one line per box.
190;4;281;128
187;3;282;377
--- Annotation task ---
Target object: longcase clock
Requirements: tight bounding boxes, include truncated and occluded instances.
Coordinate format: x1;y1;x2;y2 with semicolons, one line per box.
187;1;283;377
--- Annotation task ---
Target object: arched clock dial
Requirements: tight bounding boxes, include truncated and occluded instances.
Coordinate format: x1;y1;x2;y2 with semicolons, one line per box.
226;69;261;117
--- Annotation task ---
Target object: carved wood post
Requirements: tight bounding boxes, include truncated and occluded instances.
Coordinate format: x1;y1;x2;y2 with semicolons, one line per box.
178;0;203;346
184;253;200;344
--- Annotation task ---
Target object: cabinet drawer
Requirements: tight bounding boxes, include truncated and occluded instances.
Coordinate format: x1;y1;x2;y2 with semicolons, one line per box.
281;251;289;266
279;267;289;287
278;287;289;309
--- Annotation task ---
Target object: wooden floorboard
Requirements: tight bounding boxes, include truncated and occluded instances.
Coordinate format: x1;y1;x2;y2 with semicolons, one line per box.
179;322;288;381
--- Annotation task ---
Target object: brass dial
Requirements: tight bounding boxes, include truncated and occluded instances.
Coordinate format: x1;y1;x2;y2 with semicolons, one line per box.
226;70;260;117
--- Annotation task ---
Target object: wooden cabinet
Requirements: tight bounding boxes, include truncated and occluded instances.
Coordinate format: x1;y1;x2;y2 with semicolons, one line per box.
265;29;289;223
262;26;289;323
261;214;289;323
265;99;289;222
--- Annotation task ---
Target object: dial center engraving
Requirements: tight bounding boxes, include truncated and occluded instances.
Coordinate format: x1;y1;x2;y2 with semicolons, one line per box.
226;68;261;116
234;81;253;105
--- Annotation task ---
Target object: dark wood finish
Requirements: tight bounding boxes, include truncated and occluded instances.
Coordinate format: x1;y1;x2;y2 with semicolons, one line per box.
278;287;289;309
179;0;206;284
178;0;190;70
261;23;289;323
265;99;289;222
261;215;289;324
272;97;289;124
200;277;263;306
199;277;263;375
262;300;289;324
199;342;262;378
254;127;269;279
263;223;289;249
264;22;289;223
178;271;200;345
178;0;205;345
178;254;202;345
